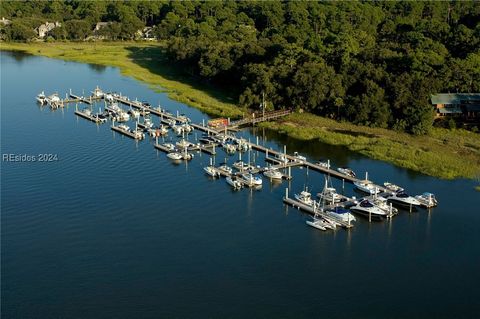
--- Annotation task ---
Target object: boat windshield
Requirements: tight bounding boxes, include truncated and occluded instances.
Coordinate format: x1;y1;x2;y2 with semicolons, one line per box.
360;201;373;208
397;192;409;198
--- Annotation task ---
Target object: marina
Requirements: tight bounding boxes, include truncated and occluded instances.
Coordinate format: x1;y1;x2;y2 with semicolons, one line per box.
4;52;479;319
40;86;439;230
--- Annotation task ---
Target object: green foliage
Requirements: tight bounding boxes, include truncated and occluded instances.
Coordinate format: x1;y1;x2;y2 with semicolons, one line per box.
1;0;479;135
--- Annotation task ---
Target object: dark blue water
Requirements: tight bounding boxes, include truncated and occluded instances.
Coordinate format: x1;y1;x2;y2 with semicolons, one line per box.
2;51;479;319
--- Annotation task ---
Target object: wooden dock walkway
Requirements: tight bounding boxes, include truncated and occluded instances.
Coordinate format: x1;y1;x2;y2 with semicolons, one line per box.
111;125;144;140
74;110;103;123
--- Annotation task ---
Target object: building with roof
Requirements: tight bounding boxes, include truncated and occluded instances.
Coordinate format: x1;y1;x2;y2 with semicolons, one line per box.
35;21;61;38
431;93;480;119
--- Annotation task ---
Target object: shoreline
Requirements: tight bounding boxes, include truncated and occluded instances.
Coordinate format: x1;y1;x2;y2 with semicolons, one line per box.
1;41;479;180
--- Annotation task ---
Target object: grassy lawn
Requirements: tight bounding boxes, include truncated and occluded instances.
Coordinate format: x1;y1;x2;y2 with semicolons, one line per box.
2;41;479;180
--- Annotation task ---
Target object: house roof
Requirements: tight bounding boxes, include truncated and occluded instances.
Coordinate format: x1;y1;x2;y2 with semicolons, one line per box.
437;107;462;114
431;93;480;105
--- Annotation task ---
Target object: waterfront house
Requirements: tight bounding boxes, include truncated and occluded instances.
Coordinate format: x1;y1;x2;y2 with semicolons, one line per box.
35;21;61;38
431;93;480;119
0;17;11;25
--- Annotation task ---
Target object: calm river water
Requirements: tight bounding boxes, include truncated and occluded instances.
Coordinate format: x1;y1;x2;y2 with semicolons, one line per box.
1;51;479;319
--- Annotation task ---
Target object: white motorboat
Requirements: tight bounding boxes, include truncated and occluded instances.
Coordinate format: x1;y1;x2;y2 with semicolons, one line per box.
371;196;398;215
263;167;283;180
91;86;104;98
129;109;140;118
204;166;219;177
240;173;262;187
317;187;342;204
226;176;243;189
306;218;328;231
138;118;154;129
217;163;233;175
173;125;184;136
36;91;47;105
181;150;194;160
224;143;237;154
384;182;404;193
294;190;315;207
176;138;193;149
232;160;254;171
162;143;176;152
182;123;193;133
167;119;177;127
337;167;356;178
353;172;380;195
387;192;421;208
47;93;62;108
167;152;183;160
293;152;307;162
415;192;438;208
325;207;356;223
177;114;191;123
350;200;388;220
93;113;107;123
132;128;145;140
114;111;130;122
316;178;342;204
117;124;130;131
275;153;289;163
316;159;330;168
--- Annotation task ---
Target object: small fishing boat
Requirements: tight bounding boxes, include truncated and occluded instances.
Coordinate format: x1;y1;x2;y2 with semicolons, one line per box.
36;91;47;105
117;124;129;131
217;163;233;175
182;123;193;133
177;114;191;123
132;128;145;140
167;152;182;160
181;150;194;160
294;189;315;207
173;125;184;136
167;119;177;127
226;176;243;189
337;167;356;178
317;187;342;204
162;143;175;152
204;166;219;177
316;159;330;168
138;118;154;130
353;172;380;195
275;153;289;163
293;152;307;162
384;182;404;193
176;138;193;149
223;143;237;154
128;109;140;118
240;173;262;187
93;113;108;123
263;167;283;180
47;93;62;108
114;111;130;122
415;192;438;208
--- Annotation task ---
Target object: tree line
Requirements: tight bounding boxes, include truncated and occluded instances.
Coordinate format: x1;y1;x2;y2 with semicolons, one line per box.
1;1;479;134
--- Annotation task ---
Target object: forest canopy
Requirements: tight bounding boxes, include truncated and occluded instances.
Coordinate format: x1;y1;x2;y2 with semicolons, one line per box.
1;0;479;134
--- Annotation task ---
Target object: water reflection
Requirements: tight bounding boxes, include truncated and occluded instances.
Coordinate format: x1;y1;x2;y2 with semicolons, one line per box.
88;63;107;74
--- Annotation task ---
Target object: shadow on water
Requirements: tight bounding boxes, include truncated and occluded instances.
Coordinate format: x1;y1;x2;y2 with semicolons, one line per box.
250;126;363;167
125;45;238;104
1;50;30;63
88;63;107;74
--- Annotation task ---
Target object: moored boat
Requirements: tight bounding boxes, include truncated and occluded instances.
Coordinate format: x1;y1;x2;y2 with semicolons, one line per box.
36;91;47;105
263;167;283;180
226;175;243;189
350;200;388;220
415;192;438;208
337;167;356;178
387;192;421;208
